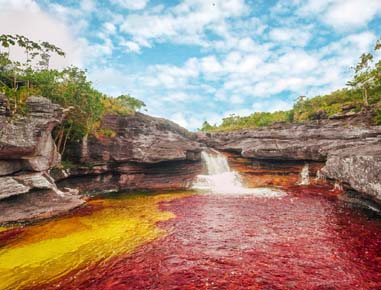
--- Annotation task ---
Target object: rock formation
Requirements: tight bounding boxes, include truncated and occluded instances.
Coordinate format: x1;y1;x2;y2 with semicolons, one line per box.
1;94;380;223
0;95;84;223
0;96;203;223
55;113;203;194
198;118;381;204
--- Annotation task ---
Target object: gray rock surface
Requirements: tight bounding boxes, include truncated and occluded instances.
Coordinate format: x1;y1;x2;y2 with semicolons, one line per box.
0;96;83;224
321;145;381;202
60;113;204;193
199;121;381;203
66;113;202;164
0;95;63;171
199;123;381;161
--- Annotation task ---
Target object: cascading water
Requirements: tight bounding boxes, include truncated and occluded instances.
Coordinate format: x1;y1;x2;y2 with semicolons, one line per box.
299;163;310;185
192;150;285;197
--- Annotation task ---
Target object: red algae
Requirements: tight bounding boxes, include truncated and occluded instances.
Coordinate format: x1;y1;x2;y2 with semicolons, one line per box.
39;187;381;290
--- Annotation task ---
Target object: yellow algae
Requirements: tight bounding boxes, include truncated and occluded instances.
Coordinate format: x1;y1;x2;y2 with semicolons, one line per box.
0;192;192;290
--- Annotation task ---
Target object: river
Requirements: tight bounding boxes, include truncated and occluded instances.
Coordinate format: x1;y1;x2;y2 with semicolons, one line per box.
0;152;380;289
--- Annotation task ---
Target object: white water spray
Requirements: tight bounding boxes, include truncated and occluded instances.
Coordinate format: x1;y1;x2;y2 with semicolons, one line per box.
192;150;286;197
299;163;310;185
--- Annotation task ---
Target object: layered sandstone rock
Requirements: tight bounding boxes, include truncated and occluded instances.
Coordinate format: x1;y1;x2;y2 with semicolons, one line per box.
321;145;381;202
0;95;63;172
199;122;381;161
0;95;84;223
199;120;381;203
59;113;203;193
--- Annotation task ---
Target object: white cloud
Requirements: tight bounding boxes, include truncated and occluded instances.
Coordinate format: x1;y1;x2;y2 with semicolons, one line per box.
252;99;292;112
269;28;311;47
111;0;148;10
297;0;381;30
171;112;188;128
120;0;249;48
103;22;116;35
0;0;84;68
324;0;381;30
121;40;141;53
230;95;244;104
80;0;95;12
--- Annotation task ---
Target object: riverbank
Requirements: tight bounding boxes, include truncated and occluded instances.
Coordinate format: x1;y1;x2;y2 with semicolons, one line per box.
0;95;380;225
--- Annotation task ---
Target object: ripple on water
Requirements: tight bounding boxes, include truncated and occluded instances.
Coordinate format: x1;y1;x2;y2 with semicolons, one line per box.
0;187;381;290
0;193;190;290
30;186;381;290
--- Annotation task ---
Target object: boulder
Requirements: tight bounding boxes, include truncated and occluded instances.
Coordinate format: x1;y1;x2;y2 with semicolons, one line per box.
321;145;381;202
0;96;63;171
0;96;83;224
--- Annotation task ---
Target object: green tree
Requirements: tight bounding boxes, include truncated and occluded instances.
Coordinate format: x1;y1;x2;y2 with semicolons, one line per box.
200;121;216;132
116;94;146;112
347;38;381;106
0;34;146;157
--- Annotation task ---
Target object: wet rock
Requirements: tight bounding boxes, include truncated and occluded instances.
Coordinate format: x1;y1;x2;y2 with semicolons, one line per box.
0;172;63;200
321;145;381;202
199;123;381;161
0;190;84;224
198;121;381;202
0;160;23;176
0;94;10;116
0;177;30;199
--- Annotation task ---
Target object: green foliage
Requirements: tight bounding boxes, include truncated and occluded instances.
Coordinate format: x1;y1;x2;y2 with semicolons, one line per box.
102;94;146;115
95;128;117;138
211;111;293;131
199;121;217;132
117;94;146;112
375;109;381;125
0;34;145;155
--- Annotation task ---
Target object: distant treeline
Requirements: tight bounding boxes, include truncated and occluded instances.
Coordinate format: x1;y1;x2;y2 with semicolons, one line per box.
200;37;381;132
0;34;145;155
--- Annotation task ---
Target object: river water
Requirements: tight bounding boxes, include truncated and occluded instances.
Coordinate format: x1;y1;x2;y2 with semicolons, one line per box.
0;152;381;289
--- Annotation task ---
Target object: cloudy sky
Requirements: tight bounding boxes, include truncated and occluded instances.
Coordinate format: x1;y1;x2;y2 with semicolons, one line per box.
1;0;380;130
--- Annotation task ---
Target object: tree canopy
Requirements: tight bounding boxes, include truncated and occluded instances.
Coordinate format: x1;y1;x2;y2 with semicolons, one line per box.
0;34;146;155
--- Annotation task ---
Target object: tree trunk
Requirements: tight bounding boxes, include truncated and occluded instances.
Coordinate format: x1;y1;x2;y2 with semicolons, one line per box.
56;127;65;154
81;133;89;163
61;123;72;156
363;86;369;106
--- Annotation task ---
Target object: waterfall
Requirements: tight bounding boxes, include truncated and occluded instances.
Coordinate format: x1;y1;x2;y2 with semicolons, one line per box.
192;150;286;197
299;163;310;185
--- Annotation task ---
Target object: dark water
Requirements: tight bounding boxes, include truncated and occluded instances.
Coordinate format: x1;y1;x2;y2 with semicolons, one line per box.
26;185;381;290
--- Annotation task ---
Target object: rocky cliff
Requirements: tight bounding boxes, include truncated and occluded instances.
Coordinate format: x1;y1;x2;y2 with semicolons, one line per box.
54;113;203;194
0;95;84;223
198;118;381;204
0;96;203;224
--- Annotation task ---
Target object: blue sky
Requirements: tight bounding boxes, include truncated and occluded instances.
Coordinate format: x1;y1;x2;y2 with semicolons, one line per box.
1;0;380;130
